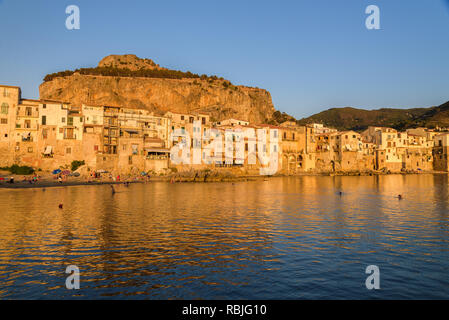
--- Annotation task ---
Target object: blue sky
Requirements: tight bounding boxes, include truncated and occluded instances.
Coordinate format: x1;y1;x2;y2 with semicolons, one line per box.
0;0;448;118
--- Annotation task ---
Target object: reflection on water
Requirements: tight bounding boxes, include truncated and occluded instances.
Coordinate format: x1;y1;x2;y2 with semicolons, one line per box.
0;174;449;299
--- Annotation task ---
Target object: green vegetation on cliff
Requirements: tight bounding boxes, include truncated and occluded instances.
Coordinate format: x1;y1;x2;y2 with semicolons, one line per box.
43;66;225;83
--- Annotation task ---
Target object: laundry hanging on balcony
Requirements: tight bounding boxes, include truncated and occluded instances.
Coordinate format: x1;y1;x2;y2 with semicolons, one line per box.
44;146;53;155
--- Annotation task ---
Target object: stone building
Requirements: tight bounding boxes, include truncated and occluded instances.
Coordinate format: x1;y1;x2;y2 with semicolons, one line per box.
278;122;307;174
433;133;449;171
0;85;21;167
2;83;448;176
37;100;84;170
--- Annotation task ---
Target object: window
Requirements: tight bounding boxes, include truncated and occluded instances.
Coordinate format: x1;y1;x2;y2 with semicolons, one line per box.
28;147;33;153
94;145;99;151
42;129;48;139
1;103;9;114
1;118;7;124
42;104;46;109
181;115;184;121
62;117;66;123
3;88;9;97
42;115;46;125
64;128;74;139
66;147;71;154
68;117;73;126
25;107;32;116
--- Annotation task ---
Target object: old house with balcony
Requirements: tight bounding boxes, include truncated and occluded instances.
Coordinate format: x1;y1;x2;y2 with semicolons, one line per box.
433;133;449;171
81;104;104;168
12;99;41;166
278;122;307;174
0;85;21;167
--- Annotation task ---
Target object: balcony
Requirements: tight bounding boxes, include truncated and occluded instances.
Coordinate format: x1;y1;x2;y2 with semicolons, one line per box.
21;136;34;142
16;123;39;130
16;110;39;118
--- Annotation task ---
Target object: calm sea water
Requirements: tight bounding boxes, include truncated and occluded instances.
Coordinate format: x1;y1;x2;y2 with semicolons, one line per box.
0;175;449;299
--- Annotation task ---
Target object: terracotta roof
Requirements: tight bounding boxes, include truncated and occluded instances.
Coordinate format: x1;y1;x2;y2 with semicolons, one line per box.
20;98;71;104
0;84;21;89
257;124;281;129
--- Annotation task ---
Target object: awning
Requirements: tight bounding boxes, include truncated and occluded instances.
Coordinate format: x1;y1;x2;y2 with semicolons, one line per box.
44;146;53;155
146;148;170;153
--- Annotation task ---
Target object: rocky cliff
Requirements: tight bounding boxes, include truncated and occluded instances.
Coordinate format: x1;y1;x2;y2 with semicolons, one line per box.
39;55;275;123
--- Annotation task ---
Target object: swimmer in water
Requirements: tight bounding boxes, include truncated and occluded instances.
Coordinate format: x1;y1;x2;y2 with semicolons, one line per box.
398;194;402;200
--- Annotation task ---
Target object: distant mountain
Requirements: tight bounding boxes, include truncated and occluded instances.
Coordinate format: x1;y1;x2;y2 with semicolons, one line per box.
296;101;449;131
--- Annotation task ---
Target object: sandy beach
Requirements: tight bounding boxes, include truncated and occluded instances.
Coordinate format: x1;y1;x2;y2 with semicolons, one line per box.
0;170;149;189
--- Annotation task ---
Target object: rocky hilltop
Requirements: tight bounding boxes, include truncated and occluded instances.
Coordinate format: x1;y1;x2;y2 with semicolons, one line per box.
98;54;166;71
39;55;275;123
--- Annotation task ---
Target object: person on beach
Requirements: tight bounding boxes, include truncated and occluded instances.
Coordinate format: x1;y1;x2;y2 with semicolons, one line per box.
110;185;116;194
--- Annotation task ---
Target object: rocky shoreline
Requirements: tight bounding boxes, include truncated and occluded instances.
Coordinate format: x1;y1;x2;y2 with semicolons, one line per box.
1;168;447;190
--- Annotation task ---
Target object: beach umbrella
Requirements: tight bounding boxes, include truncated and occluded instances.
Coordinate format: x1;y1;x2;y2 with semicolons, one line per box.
52;169;62;175
61;170;71;175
